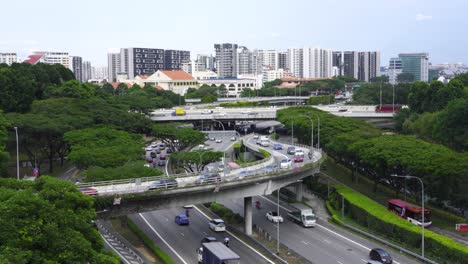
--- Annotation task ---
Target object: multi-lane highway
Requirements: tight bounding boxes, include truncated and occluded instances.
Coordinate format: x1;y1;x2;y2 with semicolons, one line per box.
130;207;274;264
218;196;420;264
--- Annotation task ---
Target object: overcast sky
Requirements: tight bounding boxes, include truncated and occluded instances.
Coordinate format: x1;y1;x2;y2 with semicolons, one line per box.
1;0;467;67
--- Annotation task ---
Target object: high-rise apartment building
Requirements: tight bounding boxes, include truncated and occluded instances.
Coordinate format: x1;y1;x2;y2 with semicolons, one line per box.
343;51;359;80
196;54;215;71
278;52;288;70
287;48;304;78
107;53;121;82
388;57;402;84
120;48;165;79
70;56;83;82
82;61;92;82
91;66;108;80
214;43;238;77
303;48;333;78
358;51;380;82
398;53;429;82
237;46;256;75
332;51;342;75
0;53;18;65
164;50;191;71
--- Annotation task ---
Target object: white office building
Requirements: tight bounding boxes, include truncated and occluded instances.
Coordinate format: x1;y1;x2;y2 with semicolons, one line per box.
24;51;70;68
107;53;121;82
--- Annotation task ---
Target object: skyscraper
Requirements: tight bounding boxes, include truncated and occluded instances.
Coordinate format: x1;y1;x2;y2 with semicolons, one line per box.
196;54;215;71
332;51;342;75
164;50;191;71
358;51;380;82
287;48;304;78
107;53;121;82
343;51;359;80
237;46;255;75
303;48;333;78
398;53;429;82
82;61;92;82
70;56;83;82
214;43;238;78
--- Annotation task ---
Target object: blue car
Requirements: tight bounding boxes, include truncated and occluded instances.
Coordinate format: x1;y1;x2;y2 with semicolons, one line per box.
273;144;283;150
175;214;190;225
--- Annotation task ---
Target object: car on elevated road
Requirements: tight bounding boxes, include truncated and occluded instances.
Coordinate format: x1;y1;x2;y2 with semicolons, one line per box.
293;155;304;163
273;143;283;150
209;219;226;232
149;179;178;190
195;173;221;185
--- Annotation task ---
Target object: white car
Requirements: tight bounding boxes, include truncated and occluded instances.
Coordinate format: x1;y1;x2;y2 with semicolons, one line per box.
253;134;259;139
145;146;153;151
201;109;213;114
230;136;236;141
295;149;305;157
209;219;226;232
215;139;222;143
280;158;292;169
150;143;158;149
266;211;284;223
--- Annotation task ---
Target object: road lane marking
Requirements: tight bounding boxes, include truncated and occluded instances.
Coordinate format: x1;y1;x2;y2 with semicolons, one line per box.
259;196;402;264
180;232;185;237
301;240;309;245
101;234;132;264
193;205;276;264
139;214;188;264
324;239;331;244
337;261;343;264
361;259;367;262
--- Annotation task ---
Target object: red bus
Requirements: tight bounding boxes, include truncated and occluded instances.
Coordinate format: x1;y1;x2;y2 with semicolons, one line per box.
375;104;402;113
387;199;432;227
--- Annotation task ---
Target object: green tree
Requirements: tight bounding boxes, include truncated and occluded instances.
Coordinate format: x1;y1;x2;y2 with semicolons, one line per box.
0;67;36;113
432;98;468;151
0;112;9;176
0;176;119;263
397;72;415;83
65;127;143;169
170;150;223;173
370;75;389;83
152;124;206;152
44;80;97;99
201;94;217;103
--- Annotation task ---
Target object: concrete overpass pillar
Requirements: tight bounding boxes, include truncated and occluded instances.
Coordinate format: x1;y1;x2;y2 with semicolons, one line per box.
295;183;303;202
244;196;252;236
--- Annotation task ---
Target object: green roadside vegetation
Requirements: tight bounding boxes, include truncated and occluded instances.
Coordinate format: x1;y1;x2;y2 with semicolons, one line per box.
109;217;158;263
126;218;175;264
327;184;468;264
277;107;468;218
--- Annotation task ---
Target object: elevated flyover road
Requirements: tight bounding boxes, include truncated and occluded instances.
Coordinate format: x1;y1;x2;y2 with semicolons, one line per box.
150;107;279;121
219;197;419;264
130;207;274;264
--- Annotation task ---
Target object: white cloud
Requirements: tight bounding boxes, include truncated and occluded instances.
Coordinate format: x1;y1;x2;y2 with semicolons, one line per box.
416;13;432;22
23;40;38;45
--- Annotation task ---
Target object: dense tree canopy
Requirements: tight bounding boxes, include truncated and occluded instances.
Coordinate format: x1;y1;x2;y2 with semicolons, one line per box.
351;82;411;105
277;107;468;207
85;161;162;182
397;72;415;83
65;127;143;169
0;176;119;263
0;112;9;176
152;124;206;152
170;150;223;173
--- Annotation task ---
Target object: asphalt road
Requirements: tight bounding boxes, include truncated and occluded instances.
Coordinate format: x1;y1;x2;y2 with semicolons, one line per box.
218;197;420;264
131;207;274;264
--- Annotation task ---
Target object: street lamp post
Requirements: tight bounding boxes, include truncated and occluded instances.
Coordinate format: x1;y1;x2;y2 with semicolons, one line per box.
308;113;320;150
14;127;19;180
391;174;425;258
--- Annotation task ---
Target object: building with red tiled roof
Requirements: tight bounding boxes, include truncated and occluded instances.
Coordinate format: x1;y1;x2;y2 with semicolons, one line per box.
142;70;198;95
24;52;46;64
23;51;70;68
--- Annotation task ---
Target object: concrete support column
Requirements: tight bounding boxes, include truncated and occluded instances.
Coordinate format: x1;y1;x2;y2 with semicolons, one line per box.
244;196;253;236
210;123;214;131
295;182;303;202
